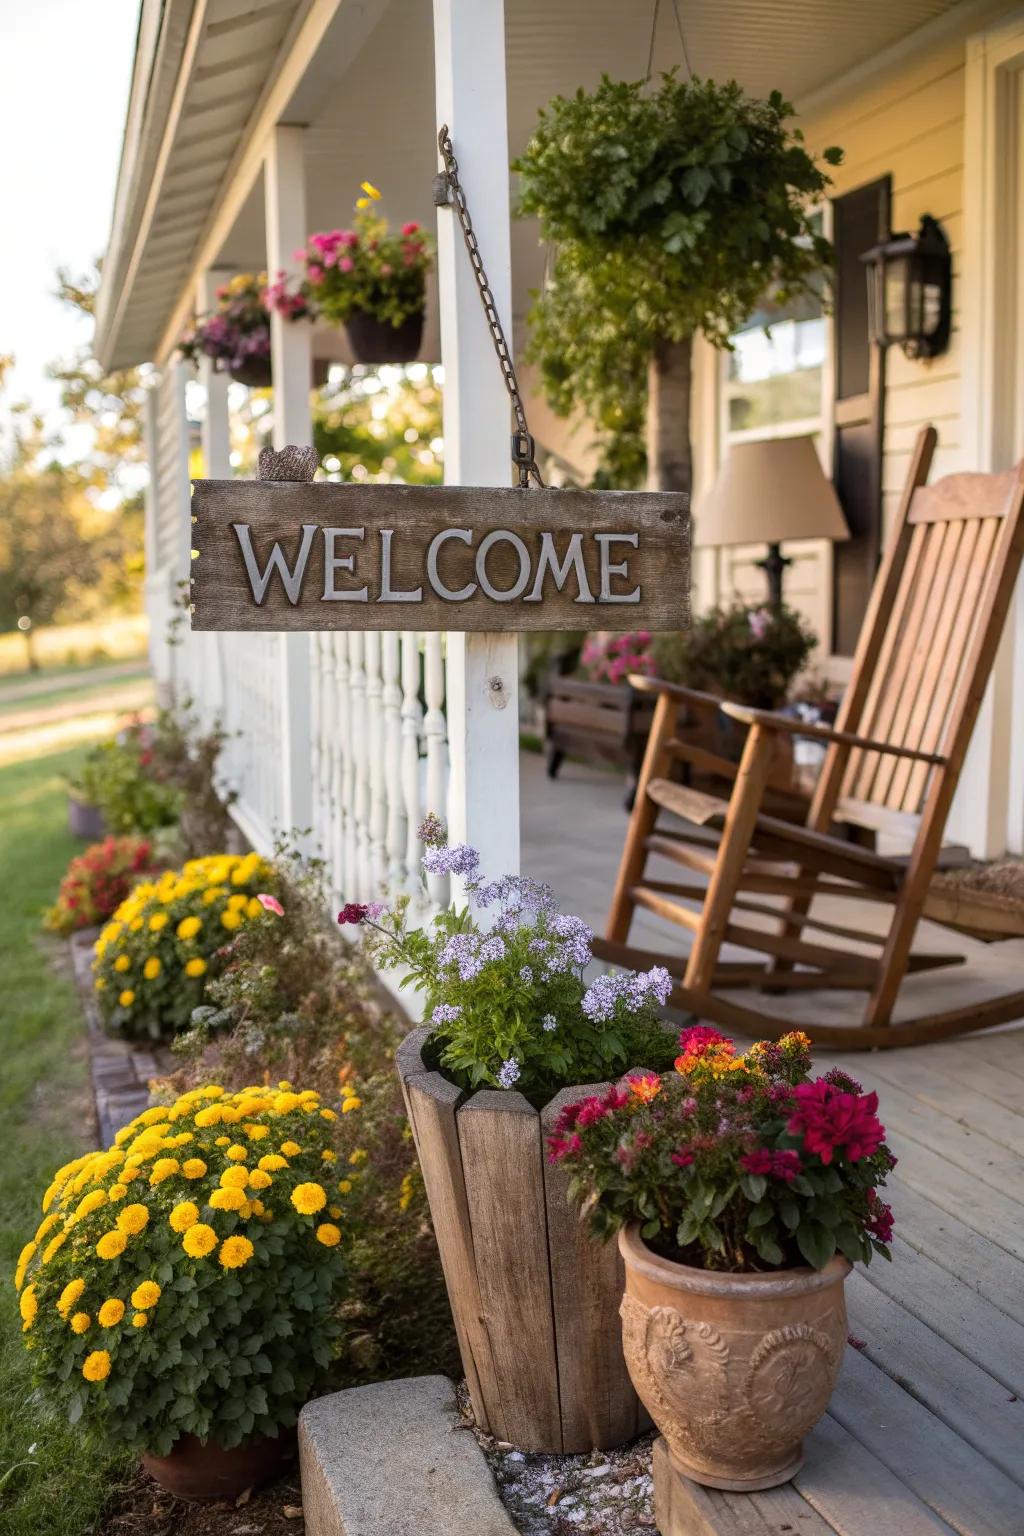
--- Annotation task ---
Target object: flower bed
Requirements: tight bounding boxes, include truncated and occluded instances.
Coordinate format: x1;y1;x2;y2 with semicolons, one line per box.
44;835;154;937
15;1084;346;1464
92;853;279;1041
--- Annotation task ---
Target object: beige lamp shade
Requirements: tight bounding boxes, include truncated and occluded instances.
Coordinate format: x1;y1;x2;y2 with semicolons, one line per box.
695;435;850;548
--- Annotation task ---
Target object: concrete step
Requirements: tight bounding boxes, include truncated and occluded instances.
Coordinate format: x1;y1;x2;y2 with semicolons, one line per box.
299;1376;515;1536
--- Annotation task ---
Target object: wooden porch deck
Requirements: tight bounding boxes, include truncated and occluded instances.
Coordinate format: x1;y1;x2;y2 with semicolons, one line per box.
520;750;1024;1535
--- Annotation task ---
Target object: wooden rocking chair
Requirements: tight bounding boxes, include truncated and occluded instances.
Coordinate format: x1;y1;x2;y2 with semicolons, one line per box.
597;426;1024;1048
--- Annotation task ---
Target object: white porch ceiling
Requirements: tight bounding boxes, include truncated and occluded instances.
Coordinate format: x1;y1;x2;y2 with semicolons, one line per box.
98;0;968;370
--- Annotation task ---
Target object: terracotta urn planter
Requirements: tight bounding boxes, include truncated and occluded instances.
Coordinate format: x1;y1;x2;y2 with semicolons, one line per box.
142;1428;295;1501
344;307;424;364
619;1223;850;1491
397;1028;648;1453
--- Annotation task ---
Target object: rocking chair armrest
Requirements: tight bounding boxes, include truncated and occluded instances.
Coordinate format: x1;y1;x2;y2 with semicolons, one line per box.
627;675;723;715
720;702;948;766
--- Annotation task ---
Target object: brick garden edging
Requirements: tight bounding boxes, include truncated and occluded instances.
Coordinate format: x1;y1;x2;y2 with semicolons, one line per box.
68;929;174;1146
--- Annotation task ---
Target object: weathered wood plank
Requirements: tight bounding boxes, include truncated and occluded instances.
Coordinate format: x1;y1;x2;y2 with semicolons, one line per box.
541;1083;641;1451
859;1237;1024;1394
945;1031;1024;1085
457;1090;562;1450
836;1061;1024;1200
651;1435;837;1536
830;1344;1024;1536
191;479;690;632
396;1033;497;1434
794;1413;959;1535
882;1137;1024;1263
898;1039;1024;1116
887;1175;1024;1326
852;1052;1024;1156
846;1271;1024;1486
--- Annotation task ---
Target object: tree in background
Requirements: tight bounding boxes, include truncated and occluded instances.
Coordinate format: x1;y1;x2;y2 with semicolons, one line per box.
515;75;841;491
314;364;444;484
0;411;98;669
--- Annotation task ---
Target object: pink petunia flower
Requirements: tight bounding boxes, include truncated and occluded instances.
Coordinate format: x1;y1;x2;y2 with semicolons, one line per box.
257;893;284;916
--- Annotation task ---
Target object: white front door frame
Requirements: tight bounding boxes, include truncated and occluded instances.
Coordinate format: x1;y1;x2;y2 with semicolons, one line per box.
954;9;1024;855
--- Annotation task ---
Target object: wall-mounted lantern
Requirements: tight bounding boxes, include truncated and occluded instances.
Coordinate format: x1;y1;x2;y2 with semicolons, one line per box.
861;214;952;360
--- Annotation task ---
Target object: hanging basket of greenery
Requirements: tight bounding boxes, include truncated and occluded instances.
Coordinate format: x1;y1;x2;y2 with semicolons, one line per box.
514;75;842;488
267;182;433;366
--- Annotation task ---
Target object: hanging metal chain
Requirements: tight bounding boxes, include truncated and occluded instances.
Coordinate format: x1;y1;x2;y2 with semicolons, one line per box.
435;124;544;488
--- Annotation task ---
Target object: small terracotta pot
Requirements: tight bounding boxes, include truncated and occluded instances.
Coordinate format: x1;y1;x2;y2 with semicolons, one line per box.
141;1428;295;1501
344;307;424;364
68;795;105;841
619;1223;850;1491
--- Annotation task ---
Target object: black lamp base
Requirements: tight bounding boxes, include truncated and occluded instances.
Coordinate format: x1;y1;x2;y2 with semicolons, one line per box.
756;542;792;608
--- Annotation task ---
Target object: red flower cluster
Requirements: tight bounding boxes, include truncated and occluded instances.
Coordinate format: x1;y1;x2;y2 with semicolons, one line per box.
864;1190;894;1244
338;904;371;926
786;1080;884;1165
45;837;154;937
739;1147;802;1182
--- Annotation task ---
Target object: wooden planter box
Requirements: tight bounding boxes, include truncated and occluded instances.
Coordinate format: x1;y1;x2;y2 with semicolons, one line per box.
397;1028;647;1453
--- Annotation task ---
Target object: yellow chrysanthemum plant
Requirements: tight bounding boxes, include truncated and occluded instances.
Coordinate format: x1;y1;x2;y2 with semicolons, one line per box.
92;853;280;1041
16;1083;347;1456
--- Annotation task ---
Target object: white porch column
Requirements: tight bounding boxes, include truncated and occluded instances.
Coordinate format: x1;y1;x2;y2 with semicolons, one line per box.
265;124;314;836
433;0;520;879
196;269;233;478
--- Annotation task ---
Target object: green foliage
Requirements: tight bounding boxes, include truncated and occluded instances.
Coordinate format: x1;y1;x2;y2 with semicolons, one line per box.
514;74;841;480
313;366;444;485
70;733;183;834
551;1029;894;1273
92;852;280;1042
651;600;817;707
16;1086;347;1456
0;743;132;1530
364;828;677;1104
162;855;460;1385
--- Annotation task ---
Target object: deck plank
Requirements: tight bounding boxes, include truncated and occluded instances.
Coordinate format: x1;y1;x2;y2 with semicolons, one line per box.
900;1040;1024;1115
944;1032;1024;1082
859;1238;1024;1394
793;1414;958;1535
833;1061;1024;1200
850;1053;1024;1156
887;1177;1024;1326
829;1347;1024;1536
882;1137;1024;1262
846;1272;1024;1485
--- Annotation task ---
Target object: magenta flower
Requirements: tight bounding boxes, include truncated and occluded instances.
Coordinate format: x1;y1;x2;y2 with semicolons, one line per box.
787;1081;885;1165
256;893;284;916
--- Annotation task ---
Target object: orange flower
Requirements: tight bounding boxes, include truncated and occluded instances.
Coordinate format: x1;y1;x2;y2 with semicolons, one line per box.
628;1072;662;1103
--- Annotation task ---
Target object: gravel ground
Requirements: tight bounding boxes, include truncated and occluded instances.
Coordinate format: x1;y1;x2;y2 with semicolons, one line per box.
458;1388;656;1535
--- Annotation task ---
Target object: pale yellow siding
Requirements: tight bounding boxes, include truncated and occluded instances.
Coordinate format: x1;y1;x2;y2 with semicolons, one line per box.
804;37;967;540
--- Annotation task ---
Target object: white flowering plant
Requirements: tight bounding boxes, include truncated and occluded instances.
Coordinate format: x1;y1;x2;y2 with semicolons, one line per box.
338;817;676;1103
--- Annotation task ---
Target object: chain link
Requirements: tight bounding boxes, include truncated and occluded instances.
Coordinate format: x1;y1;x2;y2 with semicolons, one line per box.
436;124;544;488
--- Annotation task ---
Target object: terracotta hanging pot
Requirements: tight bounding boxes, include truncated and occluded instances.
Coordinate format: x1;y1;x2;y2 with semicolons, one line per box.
228;356;273;388
618;1223;850;1491
141;1428;295;1502
344;307;424;365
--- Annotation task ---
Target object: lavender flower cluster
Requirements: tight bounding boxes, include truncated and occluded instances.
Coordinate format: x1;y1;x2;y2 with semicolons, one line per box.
581;965;674;1023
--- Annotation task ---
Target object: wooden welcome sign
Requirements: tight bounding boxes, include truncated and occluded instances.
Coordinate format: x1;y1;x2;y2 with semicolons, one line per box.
191;472;690;634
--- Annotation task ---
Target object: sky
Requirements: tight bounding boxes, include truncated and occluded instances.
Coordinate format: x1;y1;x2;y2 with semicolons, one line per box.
0;0;138;428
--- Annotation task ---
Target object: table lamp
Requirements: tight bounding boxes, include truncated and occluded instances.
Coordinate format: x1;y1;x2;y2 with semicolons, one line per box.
696;436;849;606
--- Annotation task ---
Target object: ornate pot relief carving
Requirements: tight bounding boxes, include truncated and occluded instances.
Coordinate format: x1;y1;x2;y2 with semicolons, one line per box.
618;1225;850;1492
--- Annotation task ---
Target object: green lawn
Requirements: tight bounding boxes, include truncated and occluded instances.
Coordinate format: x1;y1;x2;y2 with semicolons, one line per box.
0;745;131;1535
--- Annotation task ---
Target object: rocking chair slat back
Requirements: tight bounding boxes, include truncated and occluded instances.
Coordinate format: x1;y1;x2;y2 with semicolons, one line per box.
819;438;1024;824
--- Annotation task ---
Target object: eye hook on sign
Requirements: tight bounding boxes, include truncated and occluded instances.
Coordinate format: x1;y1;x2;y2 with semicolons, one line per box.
435;124;545;491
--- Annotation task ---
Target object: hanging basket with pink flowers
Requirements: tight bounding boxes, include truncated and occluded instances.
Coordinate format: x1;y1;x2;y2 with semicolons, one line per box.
179;272;311;387
267;182;433;365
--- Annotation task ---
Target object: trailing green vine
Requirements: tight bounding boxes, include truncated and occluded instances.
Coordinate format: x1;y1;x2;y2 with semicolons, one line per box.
514;74;842;484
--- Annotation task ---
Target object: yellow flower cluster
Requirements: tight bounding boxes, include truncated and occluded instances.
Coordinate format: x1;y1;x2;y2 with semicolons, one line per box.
15;1081;345;1395
92;854;275;1039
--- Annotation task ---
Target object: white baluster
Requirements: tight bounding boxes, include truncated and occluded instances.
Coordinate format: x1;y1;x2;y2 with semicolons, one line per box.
401;631;424;902
365;632;386;896
337;633;356;900
382;632;405;896
329;634;346;903
423;632;449;909
320;632;336;869
349;632;370;899
310;634;323;856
